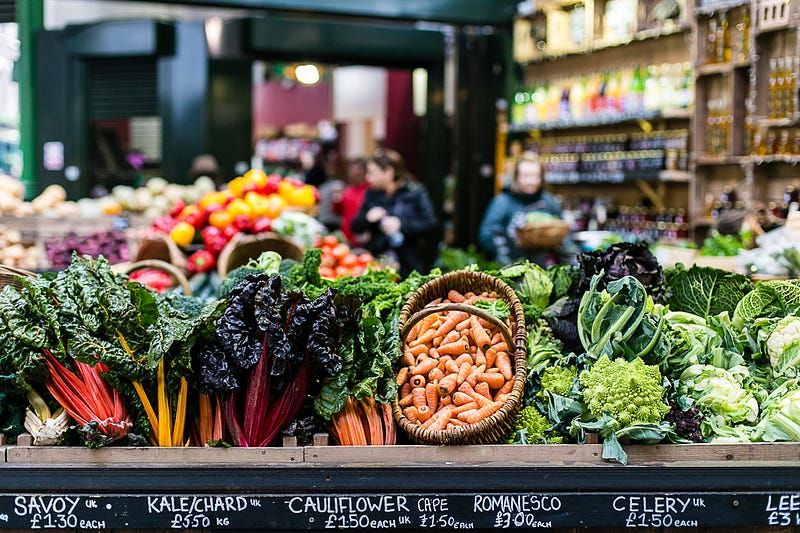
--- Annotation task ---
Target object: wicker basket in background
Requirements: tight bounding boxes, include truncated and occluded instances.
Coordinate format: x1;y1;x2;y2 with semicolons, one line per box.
515;220;570;249
122;259;193;296
393;270;527;445
0;264;35;291
216;231;305;278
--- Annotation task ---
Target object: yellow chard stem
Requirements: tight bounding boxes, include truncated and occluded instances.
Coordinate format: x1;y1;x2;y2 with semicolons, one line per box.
157;359;171;446
117;329;158;438
172;376;188;447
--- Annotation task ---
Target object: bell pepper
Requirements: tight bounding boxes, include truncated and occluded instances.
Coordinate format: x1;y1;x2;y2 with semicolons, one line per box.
252;216;272;234
186;250;216;274
202;226;227;256
169;199;187;218
177;205;207;229
169;221;196;248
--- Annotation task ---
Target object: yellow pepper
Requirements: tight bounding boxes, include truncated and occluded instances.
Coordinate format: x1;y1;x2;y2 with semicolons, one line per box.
226;198;254;220
169;221;195;247
208;210;234;229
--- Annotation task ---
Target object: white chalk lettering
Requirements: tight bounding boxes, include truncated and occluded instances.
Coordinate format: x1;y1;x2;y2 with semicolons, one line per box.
13;496;80;517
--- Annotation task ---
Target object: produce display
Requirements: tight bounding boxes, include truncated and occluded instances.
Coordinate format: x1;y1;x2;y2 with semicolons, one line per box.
0;226;43;270
44;229;129;270
0;240;798;465
316;234;374;279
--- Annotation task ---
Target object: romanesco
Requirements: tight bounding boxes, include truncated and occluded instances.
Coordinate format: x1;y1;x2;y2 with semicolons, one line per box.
507;405;564;444
539;365;577;397
579;356;669;427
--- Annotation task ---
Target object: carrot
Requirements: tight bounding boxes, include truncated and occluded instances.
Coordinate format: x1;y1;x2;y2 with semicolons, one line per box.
429;297;443;305
495;376;515;397
495;351;513;380
484;347;498;368
441;329;462;347
416;404;432;423
405;314;439;343
398;392;414;407
409;327;437;348
466;364;486;387
399;382;412;399
440;394;452;406
472;348;484;368
477;372;505;390
455;317;472;332
411;357;437;376
412;387;427;409
426;381;440;411
437;338;470;356
432;311;470;339
422;404;454;431
444;358;460;375
457;401;503;425
453;391;474;405
469;316;492;350
409;374;426;389
396;367;410;386
438;374;458;396
474;380;493;399
401;351;416;367
450;401;478;416
406;344;428;357
491;332;504;345
492;341;509;353
494;393;509;404
447;289;467;303
428;367;445;383
456;361;472;385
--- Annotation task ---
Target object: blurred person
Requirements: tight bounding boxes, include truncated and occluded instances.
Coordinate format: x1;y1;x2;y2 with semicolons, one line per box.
334;158;369;246
478;152;561;264
351;150;438;277
189;154;221;186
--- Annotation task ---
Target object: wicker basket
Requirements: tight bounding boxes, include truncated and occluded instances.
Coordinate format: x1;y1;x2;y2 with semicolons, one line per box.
217;231;305;278
0;264;35;291
393;270;527;445
515;220;570;249
123;259;192;296
133;232;187;270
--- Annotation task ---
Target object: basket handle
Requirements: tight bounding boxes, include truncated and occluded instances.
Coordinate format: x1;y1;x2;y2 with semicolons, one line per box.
124;259;192;296
401;302;515;352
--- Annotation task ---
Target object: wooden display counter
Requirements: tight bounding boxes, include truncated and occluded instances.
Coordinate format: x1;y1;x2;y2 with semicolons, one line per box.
0;443;798;531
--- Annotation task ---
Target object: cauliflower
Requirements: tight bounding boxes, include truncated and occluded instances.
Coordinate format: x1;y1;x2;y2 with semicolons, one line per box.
678;364;759;426
507;406;564;444
766;316;800;375
579;356;670;427
538;365;577;397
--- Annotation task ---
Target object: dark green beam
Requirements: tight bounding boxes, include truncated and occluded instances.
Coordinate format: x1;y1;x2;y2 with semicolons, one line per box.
16;0;43;199
132;0;516;26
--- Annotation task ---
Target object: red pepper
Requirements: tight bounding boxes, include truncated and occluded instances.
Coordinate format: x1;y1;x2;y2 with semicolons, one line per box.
169;199;187;218
222;225;241;241
252;216;272;234
187;249;216;274
152;215;177;234
232;214;252;232
202;226;227;256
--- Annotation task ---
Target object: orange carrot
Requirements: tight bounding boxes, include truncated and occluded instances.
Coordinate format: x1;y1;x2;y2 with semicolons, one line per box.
495;351;513;380
396;367;410;386
422;404;454;431
454;353;473;366
484;347;498;369
453;391;474;405
409;374;426;388
406;314;439;342
440;394;452;406
400;382;412;400
444;358;460;375
398;392;414;407
411;357;437;376
409;328;437;348
447;289;467;303
432;311;470;339
406;344;428;357
401;351;416;367
429;297;443;305
437;338;470;356
466;364;486;387
412;387;427;409
456;361;472;385
492;341;509;353
495;376;515;397
474;348;486;368
438;374;458;396
469;316;492;350
428;366;445;382
425;382;439;411
474;381;493;399
416;404;432;423
491;332;504;344
441;329;462;346
455;317;472;332
450;401;479;416
477;372;505;390
457;401;503;424
494;393;509;404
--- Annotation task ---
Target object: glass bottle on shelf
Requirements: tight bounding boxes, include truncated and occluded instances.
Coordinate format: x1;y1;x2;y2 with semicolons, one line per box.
785;57;796;118
734;6;750;63
715;12;731;64
776;57;786;119
768;58;778;119
706;16;718;64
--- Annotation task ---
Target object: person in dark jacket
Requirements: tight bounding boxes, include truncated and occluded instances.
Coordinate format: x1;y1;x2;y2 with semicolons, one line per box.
351;150;439;278
478;153;562;264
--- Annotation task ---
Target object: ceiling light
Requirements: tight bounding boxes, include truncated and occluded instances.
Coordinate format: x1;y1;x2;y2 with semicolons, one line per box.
295;64;320;85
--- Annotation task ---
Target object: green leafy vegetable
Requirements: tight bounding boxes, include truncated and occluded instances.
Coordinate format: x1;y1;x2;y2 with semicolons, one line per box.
665;264;753;320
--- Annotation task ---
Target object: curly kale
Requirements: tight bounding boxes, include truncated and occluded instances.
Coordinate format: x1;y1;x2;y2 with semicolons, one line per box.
578;242;665;304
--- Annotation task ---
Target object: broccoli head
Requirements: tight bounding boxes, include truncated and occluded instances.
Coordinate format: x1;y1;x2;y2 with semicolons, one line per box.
507;405;564;444
539;365;577;398
579;356;670;427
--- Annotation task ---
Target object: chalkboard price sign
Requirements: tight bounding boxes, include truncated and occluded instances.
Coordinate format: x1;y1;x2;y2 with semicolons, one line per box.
0;492;797;529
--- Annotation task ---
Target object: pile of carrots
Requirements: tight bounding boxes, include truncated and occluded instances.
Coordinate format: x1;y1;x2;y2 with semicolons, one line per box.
398;289;515;432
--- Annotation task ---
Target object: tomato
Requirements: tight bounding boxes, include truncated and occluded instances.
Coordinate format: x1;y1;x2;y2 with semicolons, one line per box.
169;221;195;248
199;191;231;211
320;234;340;248
350;264;366;276
356;252;374;265
208;210;234;230
331;243;350;260
178;205;206;229
319;266;336;279
340;254;358;268
335;265;351;278
320;253;338;270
